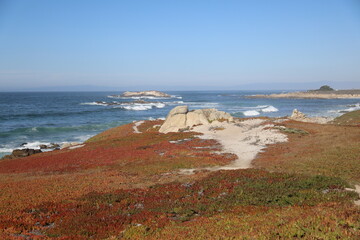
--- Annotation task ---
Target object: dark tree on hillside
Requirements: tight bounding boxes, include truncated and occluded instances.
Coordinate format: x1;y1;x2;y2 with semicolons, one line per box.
318;85;334;91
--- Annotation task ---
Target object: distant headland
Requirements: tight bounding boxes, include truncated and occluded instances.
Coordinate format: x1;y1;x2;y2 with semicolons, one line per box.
249;85;360;99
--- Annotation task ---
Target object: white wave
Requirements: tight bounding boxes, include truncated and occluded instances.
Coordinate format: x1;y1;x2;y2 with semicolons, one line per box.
346;103;360;108
122;105;153;111
171;95;182;99
330;103;360;114
21;141;51;149
153;103;166;108
243;110;260;116
81;102;108;106
0;148;13;153
240;105;268;109
342;103;360;112
74;135;93;142
120;102;165;111
261;106;279;112
164;101;184;105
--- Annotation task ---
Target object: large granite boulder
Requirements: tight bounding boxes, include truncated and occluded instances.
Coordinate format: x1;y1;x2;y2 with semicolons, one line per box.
159;106;233;133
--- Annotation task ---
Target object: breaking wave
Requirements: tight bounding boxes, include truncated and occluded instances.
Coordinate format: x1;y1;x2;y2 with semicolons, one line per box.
81;102;108;106
341;103;360;113
240;105;278;116
243;110;260;116
261;106;279;112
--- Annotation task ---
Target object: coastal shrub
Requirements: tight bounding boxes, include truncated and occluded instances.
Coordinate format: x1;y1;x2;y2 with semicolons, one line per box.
318;85;334;91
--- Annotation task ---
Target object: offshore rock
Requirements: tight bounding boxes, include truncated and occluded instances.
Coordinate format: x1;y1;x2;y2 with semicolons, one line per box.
120;91;171;98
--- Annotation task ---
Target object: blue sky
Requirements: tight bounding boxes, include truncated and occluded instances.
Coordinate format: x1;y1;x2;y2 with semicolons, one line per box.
0;0;359;90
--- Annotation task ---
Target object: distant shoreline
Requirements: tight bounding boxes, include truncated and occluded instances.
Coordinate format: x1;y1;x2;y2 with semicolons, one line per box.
248;89;360;99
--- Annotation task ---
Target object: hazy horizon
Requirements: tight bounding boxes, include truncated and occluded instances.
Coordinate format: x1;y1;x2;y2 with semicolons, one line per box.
1;0;359;91
1;80;360;92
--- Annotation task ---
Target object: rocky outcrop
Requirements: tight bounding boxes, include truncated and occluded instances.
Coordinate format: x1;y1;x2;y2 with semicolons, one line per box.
159;106;233;133
1;148;42;160
120;91;171;98
39;143;60;149
289;109;331;124
290;109;307;120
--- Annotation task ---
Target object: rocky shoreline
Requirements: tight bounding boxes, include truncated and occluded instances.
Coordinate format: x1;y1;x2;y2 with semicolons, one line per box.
0;106;359;239
248;89;360;99
1;142;82;160
0;106;338;161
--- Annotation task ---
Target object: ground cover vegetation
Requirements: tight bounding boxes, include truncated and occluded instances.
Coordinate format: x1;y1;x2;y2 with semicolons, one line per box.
0;112;359;239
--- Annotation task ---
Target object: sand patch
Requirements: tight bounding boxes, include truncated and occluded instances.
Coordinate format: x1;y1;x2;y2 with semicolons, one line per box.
133;121;145;133
69;144;85;150
346;185;360;206
180;119;287;174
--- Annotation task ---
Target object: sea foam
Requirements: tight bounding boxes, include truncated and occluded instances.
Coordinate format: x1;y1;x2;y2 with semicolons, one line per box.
261;106;279;112
243;110;260;116
121;103;166;111
81;102;108;106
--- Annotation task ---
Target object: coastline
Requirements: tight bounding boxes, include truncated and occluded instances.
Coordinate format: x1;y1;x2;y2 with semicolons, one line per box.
0;108;359;239
248;89;360;99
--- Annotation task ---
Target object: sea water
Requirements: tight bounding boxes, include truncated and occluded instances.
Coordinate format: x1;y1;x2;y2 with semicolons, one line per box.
1;91;359;157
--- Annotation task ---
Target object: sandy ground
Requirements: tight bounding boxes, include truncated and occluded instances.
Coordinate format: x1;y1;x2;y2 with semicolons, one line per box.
355;185;360;206
133;121;145;133
180;119;288;174
346;185;360;206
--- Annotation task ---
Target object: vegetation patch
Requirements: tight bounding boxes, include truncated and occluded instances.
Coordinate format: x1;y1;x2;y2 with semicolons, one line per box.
275;126;309;135
254;120;360;183
332;110;360;126
1;169;357;239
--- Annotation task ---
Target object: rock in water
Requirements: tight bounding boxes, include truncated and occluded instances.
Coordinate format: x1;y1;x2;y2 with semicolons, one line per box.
120;91;171;98
159;106;233;133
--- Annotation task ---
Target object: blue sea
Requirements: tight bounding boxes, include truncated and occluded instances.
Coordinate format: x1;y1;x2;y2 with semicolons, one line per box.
1;91;359;157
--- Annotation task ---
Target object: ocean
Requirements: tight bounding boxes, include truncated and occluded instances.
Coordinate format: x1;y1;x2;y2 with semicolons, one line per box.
1;90;359;158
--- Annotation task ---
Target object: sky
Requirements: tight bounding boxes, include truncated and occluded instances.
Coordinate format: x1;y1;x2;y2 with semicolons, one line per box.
0;0;359;91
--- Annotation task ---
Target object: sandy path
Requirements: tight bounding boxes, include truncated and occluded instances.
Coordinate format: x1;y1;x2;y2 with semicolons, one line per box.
355;185;360;206
180;119;287;174
133;121;145;134
346;185;360;206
